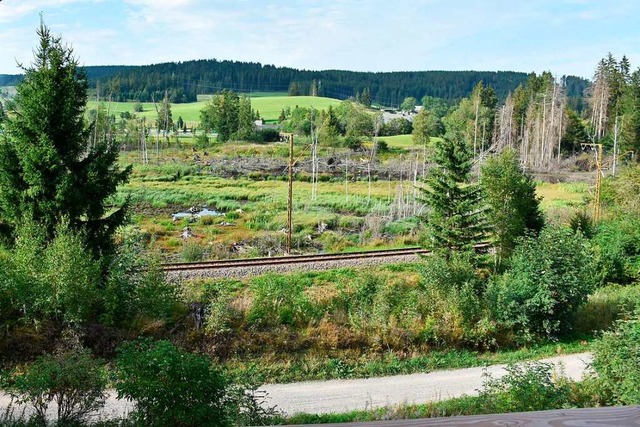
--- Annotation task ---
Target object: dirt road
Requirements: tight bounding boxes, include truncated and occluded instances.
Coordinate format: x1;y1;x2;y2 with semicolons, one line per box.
259;352;593;415
0;352;592;420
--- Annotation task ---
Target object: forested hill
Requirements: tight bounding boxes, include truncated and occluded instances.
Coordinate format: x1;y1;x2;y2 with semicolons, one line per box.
1;59;589;107
0;74;21;86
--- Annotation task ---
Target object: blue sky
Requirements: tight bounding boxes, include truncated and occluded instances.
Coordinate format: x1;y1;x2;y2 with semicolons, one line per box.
1;0;639;78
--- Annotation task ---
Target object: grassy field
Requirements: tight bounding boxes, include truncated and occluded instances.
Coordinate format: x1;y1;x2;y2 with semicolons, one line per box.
380;134;445;149
87;95;342;124
115;141;592;261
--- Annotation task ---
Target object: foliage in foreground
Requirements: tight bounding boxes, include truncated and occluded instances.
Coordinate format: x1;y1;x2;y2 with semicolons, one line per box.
0;22;130;257
114;339;227;427
487;226;597;343
278;361;602;425
1;349;107;426
591;313;640;405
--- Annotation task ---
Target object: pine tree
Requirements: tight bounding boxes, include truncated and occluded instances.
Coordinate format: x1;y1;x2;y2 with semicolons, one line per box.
418;134;486;259
0;22;130;256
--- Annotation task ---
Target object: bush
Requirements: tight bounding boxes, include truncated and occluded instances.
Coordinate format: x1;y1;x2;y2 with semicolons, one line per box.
2;349;107;425
102;230;178;327
591;314;640;405
486;226;597;343
182;240;207;262
8;220;102;325
478;362;572;413
572;284;640;334
418;254;490;348
247;274;313;327
114;339;228;426
592;217;640;285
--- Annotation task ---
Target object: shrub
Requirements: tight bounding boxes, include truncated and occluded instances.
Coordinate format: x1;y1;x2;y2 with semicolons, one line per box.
2;349;107;425
478;362;572;413
114;339;228;426
486;226;597;343
591;314;640;405
102;230;178;327
247;274;313;327
182;240;207;262
572;284;640;334
592;217;640;285
417;254;490;348
8;220;102;325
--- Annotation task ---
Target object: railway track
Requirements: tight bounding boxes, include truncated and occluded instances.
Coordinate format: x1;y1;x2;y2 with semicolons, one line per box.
162;246;430;272
162;247;434;280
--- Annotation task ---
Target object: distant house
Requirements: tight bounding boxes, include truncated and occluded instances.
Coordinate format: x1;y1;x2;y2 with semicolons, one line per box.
382;111;416;123
255;119;280;131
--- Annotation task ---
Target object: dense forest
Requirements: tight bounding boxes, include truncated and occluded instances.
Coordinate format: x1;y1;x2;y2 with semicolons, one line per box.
0;59;589;108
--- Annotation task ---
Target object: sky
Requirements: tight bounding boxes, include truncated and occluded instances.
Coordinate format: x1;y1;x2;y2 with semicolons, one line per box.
1;0;639;79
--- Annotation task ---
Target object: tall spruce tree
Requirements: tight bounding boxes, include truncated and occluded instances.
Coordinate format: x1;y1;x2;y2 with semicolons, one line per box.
0;22;130;256
418;134;486;259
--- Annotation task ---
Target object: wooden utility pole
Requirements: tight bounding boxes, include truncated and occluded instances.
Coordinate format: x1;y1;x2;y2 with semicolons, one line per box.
280;133;295;255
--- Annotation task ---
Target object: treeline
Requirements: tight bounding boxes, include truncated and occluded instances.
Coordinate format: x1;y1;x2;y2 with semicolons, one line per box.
1;59;588;107
0;74;21;86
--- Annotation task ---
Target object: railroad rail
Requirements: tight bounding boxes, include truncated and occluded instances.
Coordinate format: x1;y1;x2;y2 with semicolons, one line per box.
162;246;430;272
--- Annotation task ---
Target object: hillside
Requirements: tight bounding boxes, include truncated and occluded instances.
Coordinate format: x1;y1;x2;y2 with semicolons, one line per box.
0;59;589;108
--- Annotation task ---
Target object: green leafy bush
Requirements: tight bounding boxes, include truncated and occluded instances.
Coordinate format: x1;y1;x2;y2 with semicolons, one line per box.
591;314;640;405
486;226;597;343
592;217;640;285
247;274;313;327
2;349;107;425
114;339;228;426
7;220;102;325
478;362;572;413
102;230;178;327
418;254;490;348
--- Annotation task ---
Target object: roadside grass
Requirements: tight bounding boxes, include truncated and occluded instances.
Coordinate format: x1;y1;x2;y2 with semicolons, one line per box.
181;262;601;384
275;375;600;425
226;338;592;384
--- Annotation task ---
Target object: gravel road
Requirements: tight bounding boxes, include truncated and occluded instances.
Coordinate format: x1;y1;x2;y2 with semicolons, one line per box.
0;352;592;420
258;352;593;416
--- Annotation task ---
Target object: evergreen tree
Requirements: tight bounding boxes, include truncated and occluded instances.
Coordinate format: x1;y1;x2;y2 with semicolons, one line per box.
278;109;287;123
480;148;544;266
0;100;5;125
360;87;371;107
418;134;486;259
561;108;589;154
0;22;130;256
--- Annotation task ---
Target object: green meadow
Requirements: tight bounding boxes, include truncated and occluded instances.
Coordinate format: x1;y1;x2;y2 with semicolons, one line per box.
87;95;342;124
